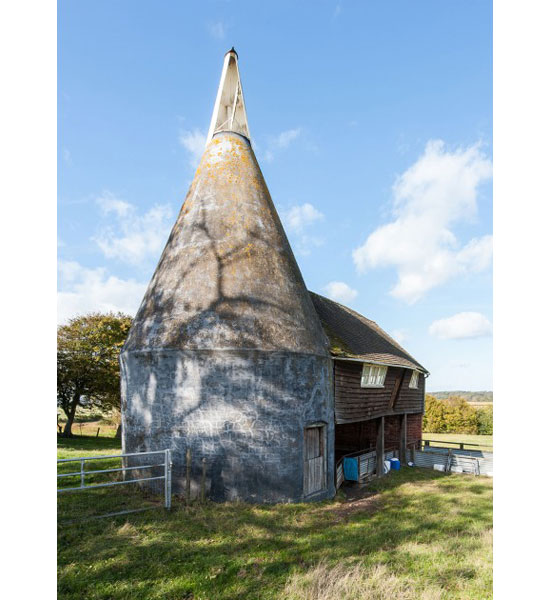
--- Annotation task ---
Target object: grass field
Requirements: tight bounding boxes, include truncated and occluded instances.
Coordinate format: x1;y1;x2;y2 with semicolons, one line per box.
58;437;493;600
422;433;493;451
59;421;118;437
57;434;121;459
57;406;119;437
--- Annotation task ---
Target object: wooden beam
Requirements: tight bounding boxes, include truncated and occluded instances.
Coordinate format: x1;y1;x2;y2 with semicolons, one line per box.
399;413;407;464
389;368;405;410
376;416;385;477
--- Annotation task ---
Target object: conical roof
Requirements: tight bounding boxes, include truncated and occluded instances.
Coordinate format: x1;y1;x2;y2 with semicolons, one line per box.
124;53;329;356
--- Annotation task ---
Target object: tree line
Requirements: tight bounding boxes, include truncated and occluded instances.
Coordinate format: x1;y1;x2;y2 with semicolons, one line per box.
423;395;493;435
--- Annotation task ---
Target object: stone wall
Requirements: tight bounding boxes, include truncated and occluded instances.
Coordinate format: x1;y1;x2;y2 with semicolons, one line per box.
121;348;335;503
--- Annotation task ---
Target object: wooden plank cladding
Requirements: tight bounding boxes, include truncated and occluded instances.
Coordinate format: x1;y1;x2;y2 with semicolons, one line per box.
335;413;423;459
334;359;425;424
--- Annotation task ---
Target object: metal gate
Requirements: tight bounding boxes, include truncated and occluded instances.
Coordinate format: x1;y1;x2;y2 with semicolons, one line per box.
57;449;172;522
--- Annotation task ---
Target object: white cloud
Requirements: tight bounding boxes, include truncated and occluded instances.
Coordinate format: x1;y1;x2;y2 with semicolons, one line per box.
264;128;301;162
391;329;408;345
207;21;226;40
429;312;492;340
57;260;146;324
294;235;324;256
93;192;173;266
352;140;493;303
179;128;207;168
274;128;301;149
96;191;133;218
283;203;324;233
323;281;358;304
281;203;325;256
449;360;471;369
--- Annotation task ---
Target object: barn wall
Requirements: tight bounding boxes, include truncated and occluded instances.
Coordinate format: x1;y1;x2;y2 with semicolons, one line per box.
334;420;378;456
407;413;423;445
334;360;425;424
335;412;423;458
121;349;335;503
384;414;422;448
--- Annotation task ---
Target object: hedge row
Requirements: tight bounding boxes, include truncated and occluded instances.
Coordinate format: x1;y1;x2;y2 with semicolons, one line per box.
423;395;493;435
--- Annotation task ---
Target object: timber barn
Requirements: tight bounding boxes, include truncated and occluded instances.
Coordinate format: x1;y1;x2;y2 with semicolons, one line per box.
121;49;428;503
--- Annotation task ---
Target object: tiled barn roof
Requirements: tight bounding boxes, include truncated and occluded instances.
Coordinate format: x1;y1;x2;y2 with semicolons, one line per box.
309;291;428;373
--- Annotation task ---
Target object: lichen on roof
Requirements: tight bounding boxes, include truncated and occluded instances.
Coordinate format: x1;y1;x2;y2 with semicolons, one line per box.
319;321;355;357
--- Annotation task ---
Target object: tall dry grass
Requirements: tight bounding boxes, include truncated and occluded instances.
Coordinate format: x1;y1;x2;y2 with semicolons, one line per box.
283;561;443;600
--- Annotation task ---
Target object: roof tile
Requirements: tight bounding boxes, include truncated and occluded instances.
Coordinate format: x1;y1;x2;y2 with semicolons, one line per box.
309;291;428;373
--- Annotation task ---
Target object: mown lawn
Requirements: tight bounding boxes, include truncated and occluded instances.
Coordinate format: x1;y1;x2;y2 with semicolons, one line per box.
422;432;493;451
58;437;492;600
57;434;121;459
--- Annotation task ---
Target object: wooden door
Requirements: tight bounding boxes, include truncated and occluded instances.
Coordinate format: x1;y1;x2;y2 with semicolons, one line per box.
304;426;326;496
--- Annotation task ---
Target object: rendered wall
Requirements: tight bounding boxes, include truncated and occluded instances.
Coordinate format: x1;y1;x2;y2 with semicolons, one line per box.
121;349;335;503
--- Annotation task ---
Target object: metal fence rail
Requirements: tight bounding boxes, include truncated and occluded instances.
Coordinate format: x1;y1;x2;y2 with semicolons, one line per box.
57;449;172;523
359;450;377;479
409;448;493;477
337;444;493;486
423;438;493;452
335;459;345;490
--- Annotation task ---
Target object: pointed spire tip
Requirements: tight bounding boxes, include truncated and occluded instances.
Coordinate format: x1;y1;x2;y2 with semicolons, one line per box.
206;46;249;144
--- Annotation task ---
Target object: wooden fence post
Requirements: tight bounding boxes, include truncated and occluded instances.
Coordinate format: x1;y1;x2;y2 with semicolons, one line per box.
376;416;385;477
399;414;407;464
186;448;192;504
446;448;453;472
201;458;206;503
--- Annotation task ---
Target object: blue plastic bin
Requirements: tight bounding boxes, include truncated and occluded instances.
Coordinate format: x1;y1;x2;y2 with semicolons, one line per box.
390;458;401;470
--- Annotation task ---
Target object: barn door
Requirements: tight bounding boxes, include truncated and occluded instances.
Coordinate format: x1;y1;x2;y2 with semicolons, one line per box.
303;425;326;496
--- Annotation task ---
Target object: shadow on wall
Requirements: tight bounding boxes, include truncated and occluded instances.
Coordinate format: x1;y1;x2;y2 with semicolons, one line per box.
121;137;333;502
122;347;333;502
124;133;327;354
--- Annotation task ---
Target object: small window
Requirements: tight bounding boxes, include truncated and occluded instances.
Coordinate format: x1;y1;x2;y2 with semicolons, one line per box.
409;370;420;388
360;363;387;388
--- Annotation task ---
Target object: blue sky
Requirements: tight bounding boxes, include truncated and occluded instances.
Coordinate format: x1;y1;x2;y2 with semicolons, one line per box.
58;0;493;391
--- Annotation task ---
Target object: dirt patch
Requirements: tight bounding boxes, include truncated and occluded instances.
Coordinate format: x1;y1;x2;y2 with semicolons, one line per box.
324;485;383;521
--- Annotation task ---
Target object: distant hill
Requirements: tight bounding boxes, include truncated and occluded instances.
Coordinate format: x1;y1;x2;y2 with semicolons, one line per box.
430;391;493;403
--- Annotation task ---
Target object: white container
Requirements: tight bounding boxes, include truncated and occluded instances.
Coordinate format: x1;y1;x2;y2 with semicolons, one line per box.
434;464;446;472
383;460;391;474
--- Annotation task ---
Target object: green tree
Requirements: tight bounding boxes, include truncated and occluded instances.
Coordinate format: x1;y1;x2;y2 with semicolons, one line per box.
444;396;478;434
423;395;447;433
57;312;132;437
476;405;493;435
